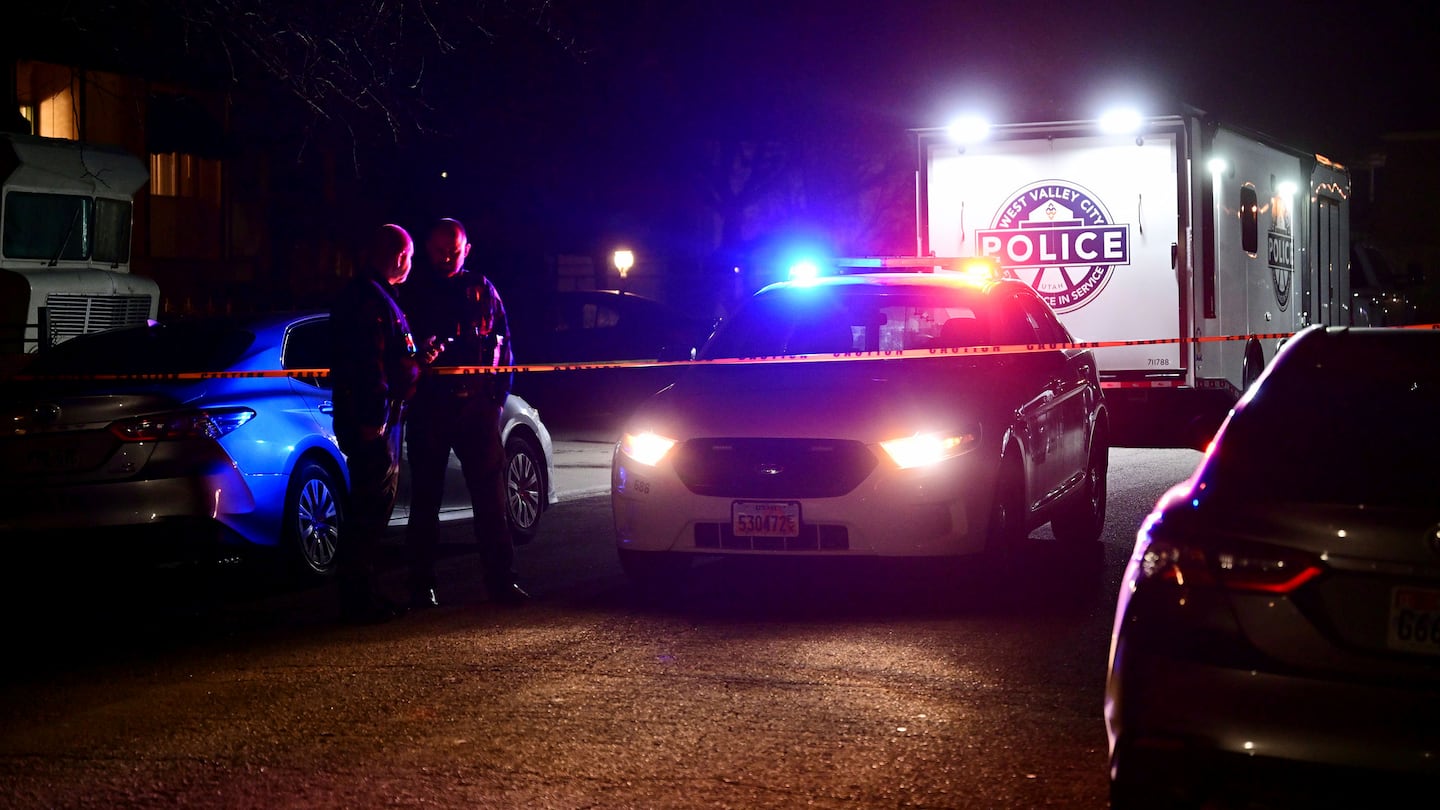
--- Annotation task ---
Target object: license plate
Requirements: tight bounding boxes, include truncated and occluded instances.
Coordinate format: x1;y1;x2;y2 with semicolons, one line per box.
0;436;93;476
1387;586;1440;655
732;501;800;538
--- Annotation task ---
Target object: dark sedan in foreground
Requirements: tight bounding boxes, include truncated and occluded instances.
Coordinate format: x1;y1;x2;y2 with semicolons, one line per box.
1105;324;1440;809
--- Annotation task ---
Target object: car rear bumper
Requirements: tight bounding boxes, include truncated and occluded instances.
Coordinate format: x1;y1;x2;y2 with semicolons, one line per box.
1107;648;1440;779
0;470;258;548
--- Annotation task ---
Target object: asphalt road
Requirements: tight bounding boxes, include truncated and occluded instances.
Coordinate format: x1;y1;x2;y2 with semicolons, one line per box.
0;443;1204;810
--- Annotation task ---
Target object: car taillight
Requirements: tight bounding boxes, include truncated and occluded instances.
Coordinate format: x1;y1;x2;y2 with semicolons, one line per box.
108;408;256;442
1135;517;1324;594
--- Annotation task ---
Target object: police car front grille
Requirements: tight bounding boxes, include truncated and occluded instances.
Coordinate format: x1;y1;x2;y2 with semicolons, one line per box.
694;522;850;551
671;437;876;498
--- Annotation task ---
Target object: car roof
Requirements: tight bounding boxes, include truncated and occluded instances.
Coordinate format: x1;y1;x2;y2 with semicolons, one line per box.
19;311;327;376
1277;324;1440;376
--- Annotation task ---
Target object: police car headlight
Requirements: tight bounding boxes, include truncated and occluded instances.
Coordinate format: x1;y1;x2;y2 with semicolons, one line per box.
620;430;678;467
879;430;978;469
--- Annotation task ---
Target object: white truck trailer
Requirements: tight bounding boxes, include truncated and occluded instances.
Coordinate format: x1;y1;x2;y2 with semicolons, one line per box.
914;107;1351;445
1;132;159;375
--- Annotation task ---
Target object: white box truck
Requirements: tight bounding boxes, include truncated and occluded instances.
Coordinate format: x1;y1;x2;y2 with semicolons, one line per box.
1;132;159;375
914;107;1351;445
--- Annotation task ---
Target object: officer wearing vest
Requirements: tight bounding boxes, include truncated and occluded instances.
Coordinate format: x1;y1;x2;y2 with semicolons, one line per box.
399;218;527;609
329;223;431;624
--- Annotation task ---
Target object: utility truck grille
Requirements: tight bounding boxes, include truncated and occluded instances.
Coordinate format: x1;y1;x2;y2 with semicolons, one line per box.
44;294;153;345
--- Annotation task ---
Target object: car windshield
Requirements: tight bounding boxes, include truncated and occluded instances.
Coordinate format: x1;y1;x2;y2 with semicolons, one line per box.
21;319;258;376
701;284;998;359
1205;334;1440;506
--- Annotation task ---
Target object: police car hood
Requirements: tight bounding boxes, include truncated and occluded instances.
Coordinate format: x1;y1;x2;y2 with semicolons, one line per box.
626;355;1014;441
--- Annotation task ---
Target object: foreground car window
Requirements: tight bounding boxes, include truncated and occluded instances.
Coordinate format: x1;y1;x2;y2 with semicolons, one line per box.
23;320;256;375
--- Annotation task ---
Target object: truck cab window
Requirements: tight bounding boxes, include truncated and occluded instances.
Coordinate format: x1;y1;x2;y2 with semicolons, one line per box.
1240;186;1259;255
2;191;91;261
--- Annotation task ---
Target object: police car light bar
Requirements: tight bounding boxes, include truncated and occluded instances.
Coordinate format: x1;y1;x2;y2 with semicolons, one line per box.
834;256;1001;278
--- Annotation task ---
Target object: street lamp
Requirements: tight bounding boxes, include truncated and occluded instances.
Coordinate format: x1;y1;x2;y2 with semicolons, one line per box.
613;249;634;293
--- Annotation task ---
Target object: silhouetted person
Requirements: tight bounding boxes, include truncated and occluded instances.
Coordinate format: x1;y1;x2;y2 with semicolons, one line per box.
328;223;427;624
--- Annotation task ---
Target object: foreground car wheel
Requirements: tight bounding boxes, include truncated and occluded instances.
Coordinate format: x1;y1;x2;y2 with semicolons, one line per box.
505;432;546;543
1050;430;1108;545
285;459;343;580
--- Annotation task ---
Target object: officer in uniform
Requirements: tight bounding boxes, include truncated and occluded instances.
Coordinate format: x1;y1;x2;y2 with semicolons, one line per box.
329;223;429;624
400;218;527;608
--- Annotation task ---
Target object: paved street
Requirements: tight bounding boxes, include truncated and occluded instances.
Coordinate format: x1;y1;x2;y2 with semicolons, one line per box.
391;426;616;528
0;446;1203;810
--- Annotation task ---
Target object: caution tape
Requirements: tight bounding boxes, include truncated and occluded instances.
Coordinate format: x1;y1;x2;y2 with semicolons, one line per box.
15;323;1440;382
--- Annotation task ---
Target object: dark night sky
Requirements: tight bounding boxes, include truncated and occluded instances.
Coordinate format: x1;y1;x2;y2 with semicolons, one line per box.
589;1;1436;164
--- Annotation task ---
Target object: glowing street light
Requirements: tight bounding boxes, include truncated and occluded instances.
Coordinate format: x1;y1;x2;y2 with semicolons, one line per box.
613;249;634;292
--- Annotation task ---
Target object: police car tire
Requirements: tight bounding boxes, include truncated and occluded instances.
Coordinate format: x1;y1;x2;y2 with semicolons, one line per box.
1051;432;1108;546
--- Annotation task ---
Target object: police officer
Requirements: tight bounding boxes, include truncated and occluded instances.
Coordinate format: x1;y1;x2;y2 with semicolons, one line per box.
400;218;527;608
329;223;431;624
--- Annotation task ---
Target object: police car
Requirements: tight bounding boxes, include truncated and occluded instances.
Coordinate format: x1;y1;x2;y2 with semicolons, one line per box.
610;258;1110;586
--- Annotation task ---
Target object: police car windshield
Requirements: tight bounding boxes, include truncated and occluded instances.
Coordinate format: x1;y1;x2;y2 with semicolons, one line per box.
700;285;991;359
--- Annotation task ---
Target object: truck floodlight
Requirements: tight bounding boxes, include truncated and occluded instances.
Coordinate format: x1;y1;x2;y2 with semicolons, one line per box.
945;116;990;146
1207;157;1229;176
1098;107;1144;135
1277;180;1298;197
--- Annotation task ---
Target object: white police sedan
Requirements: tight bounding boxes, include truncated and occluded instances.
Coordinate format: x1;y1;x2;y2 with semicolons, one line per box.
611;262;1109;587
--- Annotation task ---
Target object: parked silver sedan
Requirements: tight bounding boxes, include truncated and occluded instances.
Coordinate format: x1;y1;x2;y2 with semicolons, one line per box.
1105;324;1440;809
0;311;556;580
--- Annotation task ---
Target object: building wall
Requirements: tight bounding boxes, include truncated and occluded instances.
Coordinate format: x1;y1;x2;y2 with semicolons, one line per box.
9;59;275;316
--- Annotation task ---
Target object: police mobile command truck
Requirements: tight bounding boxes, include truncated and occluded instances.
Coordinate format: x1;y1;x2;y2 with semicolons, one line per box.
914;105;1355;446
